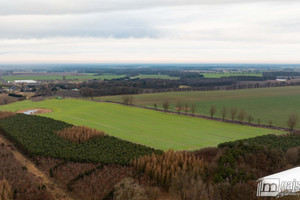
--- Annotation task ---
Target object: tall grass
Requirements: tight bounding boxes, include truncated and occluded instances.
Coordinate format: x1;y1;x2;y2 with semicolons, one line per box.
55;126;105;144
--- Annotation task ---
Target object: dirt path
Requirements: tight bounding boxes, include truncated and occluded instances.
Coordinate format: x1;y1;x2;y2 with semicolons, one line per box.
0;134;76;200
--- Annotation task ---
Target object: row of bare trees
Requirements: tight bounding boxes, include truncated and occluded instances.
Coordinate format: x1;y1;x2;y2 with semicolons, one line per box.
121;96;299;132
210;106;252;124
159;101;197;115
210;105;299;132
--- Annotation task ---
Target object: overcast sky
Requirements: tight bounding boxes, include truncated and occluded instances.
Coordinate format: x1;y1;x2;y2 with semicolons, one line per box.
0;0;300;63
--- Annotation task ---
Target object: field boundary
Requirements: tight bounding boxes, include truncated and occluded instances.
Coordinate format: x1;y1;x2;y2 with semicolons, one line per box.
93;99;289;132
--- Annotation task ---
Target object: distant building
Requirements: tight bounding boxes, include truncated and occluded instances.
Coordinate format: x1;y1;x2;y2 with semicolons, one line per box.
13;80;38;84
276;79;287;82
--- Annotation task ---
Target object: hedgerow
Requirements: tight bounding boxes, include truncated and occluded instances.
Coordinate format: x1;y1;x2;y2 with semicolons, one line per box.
0;114;161;165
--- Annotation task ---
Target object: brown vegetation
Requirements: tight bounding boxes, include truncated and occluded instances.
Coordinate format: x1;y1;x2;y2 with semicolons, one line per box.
162;101;170;112
71;165;134;200
122;96;134;105
209;105;217;118
55;126;105;143
221;107;227;121
132;151;205;189
0;179;13;200
113;178;147;200
230;107;237;121
287;112;298;132
0;111;16;120
0;142;53;200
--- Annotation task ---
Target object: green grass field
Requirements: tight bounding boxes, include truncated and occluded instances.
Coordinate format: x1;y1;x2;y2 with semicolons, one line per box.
201;72;262;78
100;86;300;128
0;99;283;150
2;74;126;81
131;74;180;80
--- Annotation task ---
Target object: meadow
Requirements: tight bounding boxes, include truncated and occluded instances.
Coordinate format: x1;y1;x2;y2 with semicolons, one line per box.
0;99;283;150
130;74;180;80
2;74;126;81
100;86;300;128
201;72;262;78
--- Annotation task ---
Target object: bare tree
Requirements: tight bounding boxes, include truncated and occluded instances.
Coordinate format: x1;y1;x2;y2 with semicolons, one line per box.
2;97;9;105
129;96;134;105
221;107;227;121
257;118;261;126
210;105;217;119
268;120;273;127
184;103;189;114
247;115;254;124
122;96;130;104
176;101;182;113
230;107;237;121
287;113;298;133
191;104;197;115
238;109;247;124
163;101;170;112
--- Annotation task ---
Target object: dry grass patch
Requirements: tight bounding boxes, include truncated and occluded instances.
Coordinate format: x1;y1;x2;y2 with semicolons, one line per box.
55;126;105;144
0;111;16;120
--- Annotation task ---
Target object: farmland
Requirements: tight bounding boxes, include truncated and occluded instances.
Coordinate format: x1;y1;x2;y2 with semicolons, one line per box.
130;74;180;80
201;72;263;78
100;86;300;128
2;74;126;81
0;99;283;150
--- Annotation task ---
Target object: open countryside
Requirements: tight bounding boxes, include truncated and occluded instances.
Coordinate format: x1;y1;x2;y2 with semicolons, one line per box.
201;72;263;78
0;98;283;150
2;74;126;81
100;86;300;128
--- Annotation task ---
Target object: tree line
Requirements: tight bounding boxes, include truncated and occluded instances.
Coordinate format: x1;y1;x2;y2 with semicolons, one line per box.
130;98;299;132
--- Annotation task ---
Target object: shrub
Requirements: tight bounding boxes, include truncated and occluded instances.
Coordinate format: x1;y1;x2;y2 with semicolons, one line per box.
55;126;105;144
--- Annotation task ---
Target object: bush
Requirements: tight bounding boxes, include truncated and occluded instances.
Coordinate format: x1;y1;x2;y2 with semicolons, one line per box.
55;126;105;144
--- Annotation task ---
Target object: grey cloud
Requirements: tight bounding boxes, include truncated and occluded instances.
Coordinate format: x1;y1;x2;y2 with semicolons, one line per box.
0;0;298;15
0;13;158;39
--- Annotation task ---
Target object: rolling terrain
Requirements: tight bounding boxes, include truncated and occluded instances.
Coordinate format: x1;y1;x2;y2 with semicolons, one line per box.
100;86;300;128
0;99;283;150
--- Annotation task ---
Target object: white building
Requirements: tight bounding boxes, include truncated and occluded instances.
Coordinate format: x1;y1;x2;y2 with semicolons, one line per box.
13;80;38;84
